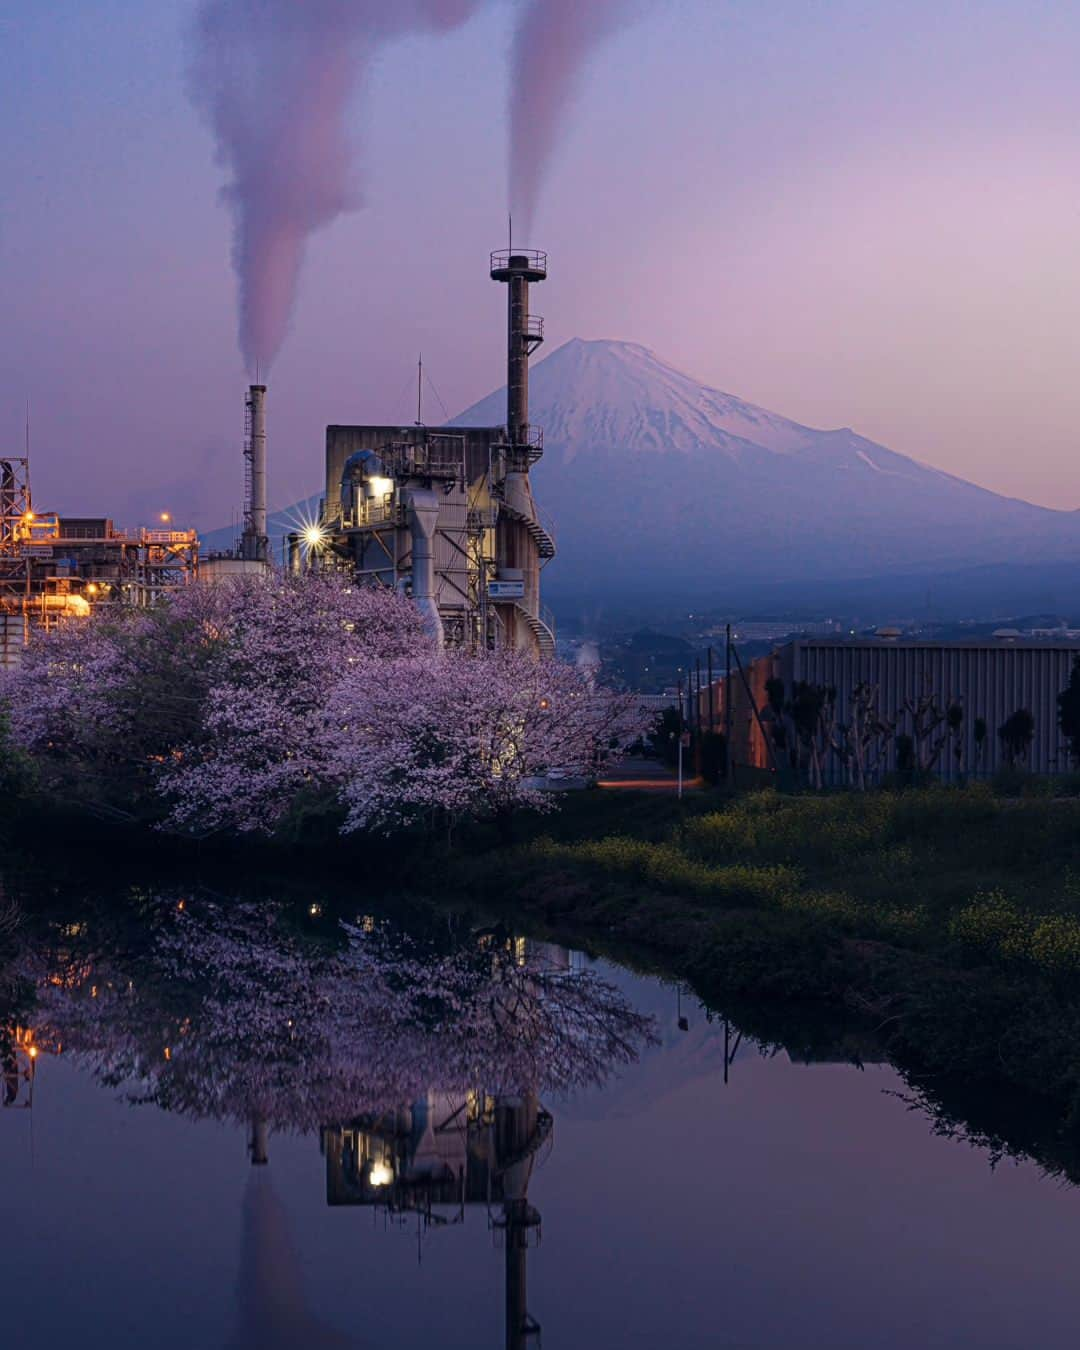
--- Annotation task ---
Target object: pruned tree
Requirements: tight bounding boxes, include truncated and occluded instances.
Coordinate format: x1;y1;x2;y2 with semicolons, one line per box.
901;680;963;776
834;683;895;790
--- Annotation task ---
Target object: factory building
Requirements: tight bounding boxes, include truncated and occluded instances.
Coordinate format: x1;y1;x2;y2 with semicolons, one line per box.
0;454;198;667
697;635;1080;783
291;251;556;657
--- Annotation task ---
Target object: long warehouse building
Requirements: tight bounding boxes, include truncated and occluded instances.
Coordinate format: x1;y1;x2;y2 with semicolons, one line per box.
699;636;1080;783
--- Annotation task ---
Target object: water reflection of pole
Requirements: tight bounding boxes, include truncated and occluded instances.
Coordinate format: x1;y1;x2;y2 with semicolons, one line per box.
496;1093;544;1350
249;1117;270;1166
722;1018;743;1085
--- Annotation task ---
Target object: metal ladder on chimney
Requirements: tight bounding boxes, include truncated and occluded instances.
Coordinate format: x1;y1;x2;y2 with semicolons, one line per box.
241;397;254;538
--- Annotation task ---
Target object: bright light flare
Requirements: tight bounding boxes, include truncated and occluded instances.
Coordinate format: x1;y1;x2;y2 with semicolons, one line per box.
284;502;331;562
369;1161;394;1187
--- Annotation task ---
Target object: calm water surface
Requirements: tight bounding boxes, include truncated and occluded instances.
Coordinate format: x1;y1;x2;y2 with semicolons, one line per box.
1;872;1079;1349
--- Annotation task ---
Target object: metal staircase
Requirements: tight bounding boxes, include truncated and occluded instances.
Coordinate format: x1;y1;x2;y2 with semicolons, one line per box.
499;501;556;561
514;602;556;660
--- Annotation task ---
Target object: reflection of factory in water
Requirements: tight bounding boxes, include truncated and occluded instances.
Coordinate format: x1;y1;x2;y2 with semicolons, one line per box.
3;922;586;1349
316;937;572;1348
322;1090;548;1349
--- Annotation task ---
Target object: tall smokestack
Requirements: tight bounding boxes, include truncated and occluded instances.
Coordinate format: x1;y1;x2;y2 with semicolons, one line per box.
242;383;268;563
490;250;547;454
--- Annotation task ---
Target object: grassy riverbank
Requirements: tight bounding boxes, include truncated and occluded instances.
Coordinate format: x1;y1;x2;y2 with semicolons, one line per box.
445;786;1080;1124
9;772;1080;1131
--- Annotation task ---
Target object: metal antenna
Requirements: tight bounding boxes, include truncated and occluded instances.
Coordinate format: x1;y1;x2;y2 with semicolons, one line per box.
416;352;423;426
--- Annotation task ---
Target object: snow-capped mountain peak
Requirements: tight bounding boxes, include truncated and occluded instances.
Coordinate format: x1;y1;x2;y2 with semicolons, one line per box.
458;337;818;460
457;337;1080;594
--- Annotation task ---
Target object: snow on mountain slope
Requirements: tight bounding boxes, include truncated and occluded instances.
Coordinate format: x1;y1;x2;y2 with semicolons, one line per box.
457;337;816;459
455;338;1080;593
232;338;1080;602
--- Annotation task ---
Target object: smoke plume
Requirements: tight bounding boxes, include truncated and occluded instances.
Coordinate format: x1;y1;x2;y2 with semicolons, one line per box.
190;0;481;374
508;0;630;240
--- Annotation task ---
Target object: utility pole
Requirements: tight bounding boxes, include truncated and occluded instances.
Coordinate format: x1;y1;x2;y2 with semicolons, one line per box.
707;646;715;733
677;675;685;800
725;624;734;788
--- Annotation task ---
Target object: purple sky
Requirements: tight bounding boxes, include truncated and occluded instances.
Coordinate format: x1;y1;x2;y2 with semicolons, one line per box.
4;0;1080;531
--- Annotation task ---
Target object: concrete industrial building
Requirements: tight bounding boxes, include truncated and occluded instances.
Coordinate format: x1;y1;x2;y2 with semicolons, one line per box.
696;635;1080;783
290;251;556;657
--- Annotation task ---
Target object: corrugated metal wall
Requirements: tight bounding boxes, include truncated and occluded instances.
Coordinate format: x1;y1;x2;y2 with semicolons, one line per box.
780;641;1080;781
433;499;470;611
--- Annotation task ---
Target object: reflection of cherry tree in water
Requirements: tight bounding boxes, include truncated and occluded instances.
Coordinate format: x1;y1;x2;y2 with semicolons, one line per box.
23;901;652;1128
17;897;655;1349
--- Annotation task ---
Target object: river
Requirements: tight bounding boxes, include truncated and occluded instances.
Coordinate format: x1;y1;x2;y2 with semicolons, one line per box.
0;868;1077;1349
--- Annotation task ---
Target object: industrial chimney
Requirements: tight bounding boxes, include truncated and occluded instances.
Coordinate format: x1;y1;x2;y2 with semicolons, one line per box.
490;250;547;456
241;384;268;563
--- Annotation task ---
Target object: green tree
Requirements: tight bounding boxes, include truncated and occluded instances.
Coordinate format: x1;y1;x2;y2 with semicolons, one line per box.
973;716;988;773
649;705;682;767
1057;656;1080;765
998;709;1035;768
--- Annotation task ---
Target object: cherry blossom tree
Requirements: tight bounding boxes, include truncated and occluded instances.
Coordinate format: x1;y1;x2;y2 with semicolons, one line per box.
158;574;429;833
329;649;646;837
1;585;233;810
4;572;644;838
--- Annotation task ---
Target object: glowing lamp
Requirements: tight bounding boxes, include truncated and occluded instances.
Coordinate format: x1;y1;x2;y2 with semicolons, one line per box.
303;525;327;550
369;1161;394;1188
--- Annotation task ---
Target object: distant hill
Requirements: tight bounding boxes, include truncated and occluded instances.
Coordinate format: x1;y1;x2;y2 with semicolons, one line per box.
214;339;1080;618
454;338;1080;606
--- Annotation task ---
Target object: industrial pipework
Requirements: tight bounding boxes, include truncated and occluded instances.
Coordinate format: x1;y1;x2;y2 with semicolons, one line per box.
490;250;547;456
241;384;268;563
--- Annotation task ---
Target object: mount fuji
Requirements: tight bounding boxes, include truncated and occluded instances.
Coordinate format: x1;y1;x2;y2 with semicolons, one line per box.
208;338;1080;615
454;339;1080;608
